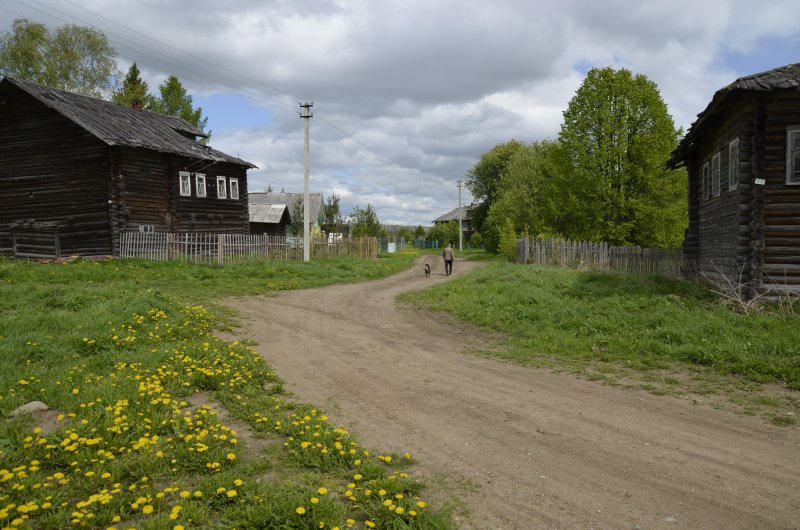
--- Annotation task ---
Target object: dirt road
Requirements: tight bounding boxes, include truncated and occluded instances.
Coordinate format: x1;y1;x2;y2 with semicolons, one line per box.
227;257;800;529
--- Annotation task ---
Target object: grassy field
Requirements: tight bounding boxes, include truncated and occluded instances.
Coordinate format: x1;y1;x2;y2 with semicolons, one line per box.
403;260;800;423
0;252;452;530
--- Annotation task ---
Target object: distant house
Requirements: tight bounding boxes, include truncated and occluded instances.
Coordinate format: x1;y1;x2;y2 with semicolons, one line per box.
0;77;256;258
249;192;324;237
668;63;800;298
433;204;477;241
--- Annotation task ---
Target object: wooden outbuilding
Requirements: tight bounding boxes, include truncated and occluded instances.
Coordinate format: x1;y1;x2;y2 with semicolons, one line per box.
0;77;256;258
248;192;324;237
668;63;800;298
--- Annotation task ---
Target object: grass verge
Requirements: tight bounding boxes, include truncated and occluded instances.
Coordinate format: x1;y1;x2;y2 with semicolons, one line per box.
402;262;800;421
0;251;453;529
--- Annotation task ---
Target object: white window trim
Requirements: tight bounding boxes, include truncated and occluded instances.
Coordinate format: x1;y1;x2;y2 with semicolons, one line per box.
702;162;710;200
711;152;721;197
787;126;800;185
217;176;227;199
728;138;739;191
195;173;207;198
229;178;239;200
179;171;191;197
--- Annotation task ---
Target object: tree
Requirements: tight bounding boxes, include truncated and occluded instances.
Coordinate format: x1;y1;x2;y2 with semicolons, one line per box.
151;75;210;138
290;199;304;238
350;204;382;237
556;67;686;247
497;218;518;262
112;62;151;108
465;140;526;233
414;225;426;238
322;193;343;236
483;140;569;250
0;19;117;97
397;227;413;241
427;220;459;246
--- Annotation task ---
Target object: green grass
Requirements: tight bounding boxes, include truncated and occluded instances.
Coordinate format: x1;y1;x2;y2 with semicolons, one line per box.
0;251;455;529
402;262;800;390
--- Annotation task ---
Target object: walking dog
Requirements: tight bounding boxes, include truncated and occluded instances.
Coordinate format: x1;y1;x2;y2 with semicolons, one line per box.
424;263;431;277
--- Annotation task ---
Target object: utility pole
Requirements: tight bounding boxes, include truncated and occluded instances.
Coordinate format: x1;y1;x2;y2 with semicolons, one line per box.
300;102;313;262
457;180;463;252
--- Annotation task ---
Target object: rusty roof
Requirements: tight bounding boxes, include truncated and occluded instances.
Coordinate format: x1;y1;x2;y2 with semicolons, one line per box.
1;76;256;168
669;63;800;168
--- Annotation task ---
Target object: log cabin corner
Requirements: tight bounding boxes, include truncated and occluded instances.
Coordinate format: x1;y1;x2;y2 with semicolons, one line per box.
668;63;800;299
0;76;256;259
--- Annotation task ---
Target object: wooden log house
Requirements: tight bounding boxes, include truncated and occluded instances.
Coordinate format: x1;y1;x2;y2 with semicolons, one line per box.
0;77;256;258
668;63;800;298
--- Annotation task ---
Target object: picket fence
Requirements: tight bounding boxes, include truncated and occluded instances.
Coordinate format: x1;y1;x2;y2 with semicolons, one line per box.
517;236;683;279
119;232;378;264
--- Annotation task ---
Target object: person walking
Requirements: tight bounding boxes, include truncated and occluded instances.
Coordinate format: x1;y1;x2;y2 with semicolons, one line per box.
443;243;454;276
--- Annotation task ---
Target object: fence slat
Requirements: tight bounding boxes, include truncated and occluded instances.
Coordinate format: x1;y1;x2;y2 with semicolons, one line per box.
517;236;683;279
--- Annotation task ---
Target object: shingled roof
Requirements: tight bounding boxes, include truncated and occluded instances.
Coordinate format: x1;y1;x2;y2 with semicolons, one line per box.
668;63;800;168
0;76;256;168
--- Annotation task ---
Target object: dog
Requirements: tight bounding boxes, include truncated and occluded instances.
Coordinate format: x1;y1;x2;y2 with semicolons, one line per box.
424;263;431;277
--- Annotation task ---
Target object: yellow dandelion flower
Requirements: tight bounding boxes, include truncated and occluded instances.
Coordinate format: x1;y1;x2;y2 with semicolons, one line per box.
310;497;319;504
365;521;376;528
226;490;237;498
317;487;328;495
296;506;306;515
142;505;154;514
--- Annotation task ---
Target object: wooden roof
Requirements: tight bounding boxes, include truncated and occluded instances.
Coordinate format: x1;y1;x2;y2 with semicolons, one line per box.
669;63;800;168
0;76;256;168
433;204;475;223
249;192;324;223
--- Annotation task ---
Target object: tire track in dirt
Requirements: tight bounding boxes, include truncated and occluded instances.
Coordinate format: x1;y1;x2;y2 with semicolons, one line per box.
226;257;800;529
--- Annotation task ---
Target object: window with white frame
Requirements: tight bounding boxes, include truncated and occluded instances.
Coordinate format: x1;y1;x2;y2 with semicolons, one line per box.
229;178;239;200
728;139;739;191
711;152;721;197
179;171;191;196
702;162;710;200
787;126;800;185
217;176;227;199
195;173;207;197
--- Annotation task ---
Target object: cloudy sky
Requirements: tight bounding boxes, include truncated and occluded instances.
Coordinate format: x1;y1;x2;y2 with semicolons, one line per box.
2;0;799;226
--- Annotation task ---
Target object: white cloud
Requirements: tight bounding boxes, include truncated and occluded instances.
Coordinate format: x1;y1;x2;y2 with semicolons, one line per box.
2;0;798;225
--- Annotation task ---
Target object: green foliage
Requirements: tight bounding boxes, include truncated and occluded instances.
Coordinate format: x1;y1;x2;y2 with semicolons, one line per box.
349;204;382;237
465;140;526;232
150;75;210;139
427;220;458;246
290;199;305;237
322;193;343;236
497;219;518;262
414;225;426;238
112;62;150;108
404;263;800;390
483;140;568;250
556;67;687;247
468;231;483;248
0;18;118;97
396;226;413;241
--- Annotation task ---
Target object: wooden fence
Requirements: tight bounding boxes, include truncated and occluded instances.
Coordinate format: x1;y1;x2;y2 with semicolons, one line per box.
517;236;683;279
119;232;378;264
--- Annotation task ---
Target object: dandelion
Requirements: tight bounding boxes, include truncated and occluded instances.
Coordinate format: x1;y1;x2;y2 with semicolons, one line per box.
365;521;376;528
310;497;319;504
226;490;237;498
318;486;328;495
142;505;154;514
296;506;306;515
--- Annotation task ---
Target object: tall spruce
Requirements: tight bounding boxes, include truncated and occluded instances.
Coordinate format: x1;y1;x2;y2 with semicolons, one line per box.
112;62;150;108
151;75;210;140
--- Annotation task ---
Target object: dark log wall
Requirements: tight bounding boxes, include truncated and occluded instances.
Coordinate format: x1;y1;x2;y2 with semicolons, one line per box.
761;92;800;287
172;159;249;234
685;101;745;280
0;87;112;256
